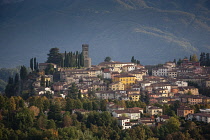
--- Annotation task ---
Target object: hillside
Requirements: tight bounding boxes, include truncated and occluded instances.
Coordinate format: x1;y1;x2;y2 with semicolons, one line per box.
0;0;210;67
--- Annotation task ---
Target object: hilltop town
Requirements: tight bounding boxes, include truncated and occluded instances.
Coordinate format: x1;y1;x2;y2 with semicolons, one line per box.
2;44;210;139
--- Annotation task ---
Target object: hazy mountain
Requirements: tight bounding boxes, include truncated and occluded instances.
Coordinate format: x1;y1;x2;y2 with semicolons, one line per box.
0;0;210;68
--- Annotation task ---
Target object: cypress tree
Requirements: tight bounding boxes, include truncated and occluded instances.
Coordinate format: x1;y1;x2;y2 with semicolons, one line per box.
34;57;37;70
200;52;206;66
20;66;27;80
206;53;210;66
36;62;39;71
30;58;34;71
131;56;135;63
14;73;19;84
80;52;84;67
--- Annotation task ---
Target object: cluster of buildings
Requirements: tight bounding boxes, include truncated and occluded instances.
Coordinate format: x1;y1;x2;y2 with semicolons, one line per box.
26;44;210;128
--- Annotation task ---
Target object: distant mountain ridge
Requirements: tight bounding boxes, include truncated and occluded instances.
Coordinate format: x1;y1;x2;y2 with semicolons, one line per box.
0;0;210;68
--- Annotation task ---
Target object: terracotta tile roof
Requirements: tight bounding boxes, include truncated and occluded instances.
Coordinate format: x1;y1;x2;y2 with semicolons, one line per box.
114;109;141;114
117;117;130;120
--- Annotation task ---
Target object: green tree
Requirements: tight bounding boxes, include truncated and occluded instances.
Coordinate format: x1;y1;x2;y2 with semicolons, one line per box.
68;83;78;99
46;48;63;66
200;52;206;66
104;57;111;62
20;66;27;81
45;64;55;75
13;108;34;131
165;117;180;133
34;57;37;71
191;54;198;62
63;112;72;127
37;113;47;129
131;56;135;63
30;58;34;71
47;119;56;129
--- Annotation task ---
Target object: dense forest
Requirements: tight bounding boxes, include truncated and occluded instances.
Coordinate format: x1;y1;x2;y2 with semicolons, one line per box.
1;95;210;140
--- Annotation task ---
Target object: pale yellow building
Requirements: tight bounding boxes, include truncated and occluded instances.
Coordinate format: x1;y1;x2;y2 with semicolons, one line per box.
113;74;136;90
129;71;145;81
109;81;124;91
127;90;140;101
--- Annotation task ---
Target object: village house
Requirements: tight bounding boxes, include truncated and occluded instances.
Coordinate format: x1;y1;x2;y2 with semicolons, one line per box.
152;67;169;77
178;95;203;105
127;89;140;101
140;81;152;90
111;71;120;79
117;117;132;129
155;115;170;122
174;80;188;87
112;109;141;120
200;109;210;114
167;70;178;78
90;82;107;91
145;86;153;93
106;103;125;112
151;83;172;93
122;65;136;72
95;91;115;100
109;81;124;91
129;70;145;81
53;82;66;91
39;63;57;72
164;61;176;68
113;74;136;90
103;68;111;79
177;106;194;117
157;97;169;103
114;90;129;100
178;86;199;95
146;106;163;116
138;117;155;126
187;113;210;123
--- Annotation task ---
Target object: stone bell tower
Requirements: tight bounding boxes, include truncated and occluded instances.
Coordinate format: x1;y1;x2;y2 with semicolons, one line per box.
82;44;91;68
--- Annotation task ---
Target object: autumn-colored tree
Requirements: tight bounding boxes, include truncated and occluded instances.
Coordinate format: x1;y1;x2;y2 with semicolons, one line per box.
8;97;16;111
29;106;40;117
63;112;72;127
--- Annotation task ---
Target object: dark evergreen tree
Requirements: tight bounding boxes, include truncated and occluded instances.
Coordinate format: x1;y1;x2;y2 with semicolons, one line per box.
5;77;15;97
45;64;55;75
173;59;177;64
68;83;78;99
46;48;63;66
20;66;27;81
14;73;19;84
30;58;33;71
177;58;182;66
200;52;206;66
34;57;37;71
104;57;111;62
206;53;210;66
131;56;135;63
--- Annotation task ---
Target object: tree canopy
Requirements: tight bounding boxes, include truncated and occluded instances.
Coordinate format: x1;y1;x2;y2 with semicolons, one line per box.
104;57;111;62
46;48;63;66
